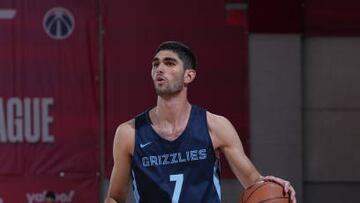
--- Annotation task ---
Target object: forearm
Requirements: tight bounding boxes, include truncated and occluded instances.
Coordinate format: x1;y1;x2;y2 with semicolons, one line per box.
241;168;262;188
230;153;263;188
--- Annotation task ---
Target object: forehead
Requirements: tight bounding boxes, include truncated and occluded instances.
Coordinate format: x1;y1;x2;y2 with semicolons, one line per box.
153;50;181;61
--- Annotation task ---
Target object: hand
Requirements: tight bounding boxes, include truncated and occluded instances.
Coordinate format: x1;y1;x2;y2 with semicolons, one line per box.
262;175;296;203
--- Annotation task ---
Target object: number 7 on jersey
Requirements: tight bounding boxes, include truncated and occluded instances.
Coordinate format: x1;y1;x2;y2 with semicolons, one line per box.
170;174;184;203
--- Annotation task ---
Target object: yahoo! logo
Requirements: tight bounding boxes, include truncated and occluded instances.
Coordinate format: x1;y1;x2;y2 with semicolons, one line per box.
26;190;75;203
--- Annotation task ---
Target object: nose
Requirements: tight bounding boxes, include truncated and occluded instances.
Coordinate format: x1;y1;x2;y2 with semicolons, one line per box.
155;62;165;73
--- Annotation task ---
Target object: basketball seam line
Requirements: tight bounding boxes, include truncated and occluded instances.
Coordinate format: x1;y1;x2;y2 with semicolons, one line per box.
259;196;289;203
243;182;271;203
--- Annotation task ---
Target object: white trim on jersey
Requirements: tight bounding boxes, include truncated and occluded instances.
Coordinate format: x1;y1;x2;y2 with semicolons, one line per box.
132;170;140;203
213;160;221;200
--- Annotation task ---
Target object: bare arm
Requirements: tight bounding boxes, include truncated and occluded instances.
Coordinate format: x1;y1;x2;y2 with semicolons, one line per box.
104;120;135;203
207;112;261;188
207;112;296;202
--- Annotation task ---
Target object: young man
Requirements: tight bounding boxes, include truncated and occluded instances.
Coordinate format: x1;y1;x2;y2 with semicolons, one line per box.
105;41;296;203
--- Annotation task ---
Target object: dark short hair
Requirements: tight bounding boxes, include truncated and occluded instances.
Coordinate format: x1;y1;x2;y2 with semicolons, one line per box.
156;41;197;70
45;191;56;199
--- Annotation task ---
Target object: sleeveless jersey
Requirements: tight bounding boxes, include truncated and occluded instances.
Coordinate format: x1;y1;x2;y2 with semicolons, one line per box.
131;105;221;203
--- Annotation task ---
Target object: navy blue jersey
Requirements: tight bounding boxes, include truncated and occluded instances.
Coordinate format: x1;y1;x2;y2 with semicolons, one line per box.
131;105;221;203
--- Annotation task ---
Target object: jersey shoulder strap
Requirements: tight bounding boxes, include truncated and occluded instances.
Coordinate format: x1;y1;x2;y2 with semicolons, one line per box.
135;111;148;130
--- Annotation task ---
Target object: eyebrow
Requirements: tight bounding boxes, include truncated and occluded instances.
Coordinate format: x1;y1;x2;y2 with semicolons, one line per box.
163;57;177;63
152;57;178;63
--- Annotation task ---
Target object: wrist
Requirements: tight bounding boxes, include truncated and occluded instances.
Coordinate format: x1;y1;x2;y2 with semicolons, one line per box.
256;175;264;182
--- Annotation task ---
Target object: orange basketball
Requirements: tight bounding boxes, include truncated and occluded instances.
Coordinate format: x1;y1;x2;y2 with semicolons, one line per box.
239;181;290;203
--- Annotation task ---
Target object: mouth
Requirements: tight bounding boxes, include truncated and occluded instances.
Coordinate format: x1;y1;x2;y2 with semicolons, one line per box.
155;76;166;82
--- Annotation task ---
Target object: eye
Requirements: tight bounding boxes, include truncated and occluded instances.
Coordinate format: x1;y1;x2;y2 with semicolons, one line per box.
152;62;159;68
164;61;175;66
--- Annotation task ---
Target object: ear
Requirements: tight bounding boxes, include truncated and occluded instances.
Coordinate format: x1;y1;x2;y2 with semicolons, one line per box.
184;69;196;84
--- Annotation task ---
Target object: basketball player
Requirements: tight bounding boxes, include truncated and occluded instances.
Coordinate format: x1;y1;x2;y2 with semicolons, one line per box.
104;41;296;203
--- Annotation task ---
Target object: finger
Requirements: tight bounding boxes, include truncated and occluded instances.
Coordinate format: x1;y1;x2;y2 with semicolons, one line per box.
284;181;290;192
263;175;278;182
291;188;296;198
290;187;296;202
263;176;293;194
265;176;288;190
291;194;296;201
264;175;276;180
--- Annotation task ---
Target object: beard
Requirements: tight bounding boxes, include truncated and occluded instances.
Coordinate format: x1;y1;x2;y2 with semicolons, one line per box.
154;78;184;96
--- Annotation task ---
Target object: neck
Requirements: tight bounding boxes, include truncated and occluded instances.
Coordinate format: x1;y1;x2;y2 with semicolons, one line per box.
154;90;191;125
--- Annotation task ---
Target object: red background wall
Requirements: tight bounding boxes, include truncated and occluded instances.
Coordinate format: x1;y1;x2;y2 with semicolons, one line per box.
103;0;249;178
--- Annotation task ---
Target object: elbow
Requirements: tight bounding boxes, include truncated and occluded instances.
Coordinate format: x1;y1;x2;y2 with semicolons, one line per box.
104;196;126;203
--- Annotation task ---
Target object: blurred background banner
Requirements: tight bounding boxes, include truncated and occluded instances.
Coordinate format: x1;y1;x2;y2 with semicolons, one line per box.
0;0;100;202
